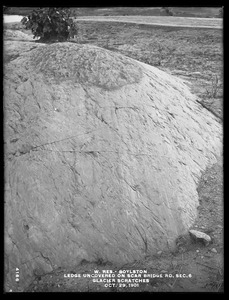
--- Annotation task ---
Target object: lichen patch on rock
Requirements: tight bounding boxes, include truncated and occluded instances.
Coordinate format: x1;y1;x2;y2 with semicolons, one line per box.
28;43;143;90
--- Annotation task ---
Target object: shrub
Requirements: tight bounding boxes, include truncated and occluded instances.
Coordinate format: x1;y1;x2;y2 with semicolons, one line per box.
21;7;78;42
162;7;174;16
3;6;8;13
218;7;223;18
205;75;221;99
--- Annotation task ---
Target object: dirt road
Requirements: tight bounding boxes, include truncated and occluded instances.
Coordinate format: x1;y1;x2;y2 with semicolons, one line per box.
75;16;222;29
4;14;222;29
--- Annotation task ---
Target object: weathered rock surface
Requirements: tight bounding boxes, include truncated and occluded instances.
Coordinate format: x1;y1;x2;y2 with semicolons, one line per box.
4;41;222;291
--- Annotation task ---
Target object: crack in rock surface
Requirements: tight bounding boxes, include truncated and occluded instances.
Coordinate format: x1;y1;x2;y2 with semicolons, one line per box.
4;42;222;292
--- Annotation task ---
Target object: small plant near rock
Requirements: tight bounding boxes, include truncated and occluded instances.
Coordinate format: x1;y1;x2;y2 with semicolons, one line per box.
148;42;176;67
21;7;78;43
175;234;191;253
205;74;221;99
96;258;107;266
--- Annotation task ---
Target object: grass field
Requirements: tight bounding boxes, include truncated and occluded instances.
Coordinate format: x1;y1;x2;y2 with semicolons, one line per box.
75;16;223;29
4;7;222;18
74;21;223;120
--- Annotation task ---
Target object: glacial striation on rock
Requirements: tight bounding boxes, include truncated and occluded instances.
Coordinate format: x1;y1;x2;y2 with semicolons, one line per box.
4;41;222;291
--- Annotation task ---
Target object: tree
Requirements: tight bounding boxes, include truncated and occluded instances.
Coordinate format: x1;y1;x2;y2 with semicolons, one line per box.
162;7;174;16
218;7;223;18
3;6;9;13
21;7;78;42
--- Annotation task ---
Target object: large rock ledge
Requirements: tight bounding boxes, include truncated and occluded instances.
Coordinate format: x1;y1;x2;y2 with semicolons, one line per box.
4;42;222;291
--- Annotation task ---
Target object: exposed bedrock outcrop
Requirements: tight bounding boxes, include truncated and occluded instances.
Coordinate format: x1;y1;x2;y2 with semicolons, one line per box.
4;41;222;291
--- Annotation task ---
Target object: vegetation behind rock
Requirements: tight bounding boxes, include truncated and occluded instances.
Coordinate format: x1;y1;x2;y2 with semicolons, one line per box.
21;7;78;42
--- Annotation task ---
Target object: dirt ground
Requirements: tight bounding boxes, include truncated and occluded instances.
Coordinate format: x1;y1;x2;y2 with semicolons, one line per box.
4;20;223;293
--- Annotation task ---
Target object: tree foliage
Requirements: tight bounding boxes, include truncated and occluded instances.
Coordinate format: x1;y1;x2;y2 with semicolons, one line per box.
162;7;174;16
21;7;78;42
218;7;223;18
